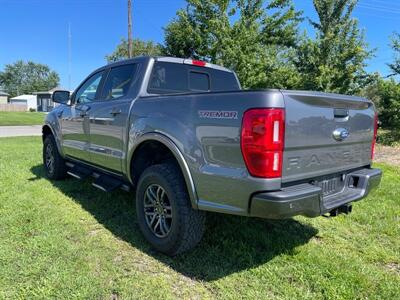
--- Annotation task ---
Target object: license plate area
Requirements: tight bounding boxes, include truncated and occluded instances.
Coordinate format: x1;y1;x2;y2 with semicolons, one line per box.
315;176;345;197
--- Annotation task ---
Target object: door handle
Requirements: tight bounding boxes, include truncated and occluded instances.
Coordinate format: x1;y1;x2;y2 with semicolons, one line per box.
110;107;122;116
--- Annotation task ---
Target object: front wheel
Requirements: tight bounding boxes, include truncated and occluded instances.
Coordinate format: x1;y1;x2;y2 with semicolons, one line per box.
43;135;67;180
136;163;206;256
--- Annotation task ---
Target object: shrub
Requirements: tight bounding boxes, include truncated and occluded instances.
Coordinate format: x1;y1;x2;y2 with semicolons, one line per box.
362;78;400;129
377;129;400;146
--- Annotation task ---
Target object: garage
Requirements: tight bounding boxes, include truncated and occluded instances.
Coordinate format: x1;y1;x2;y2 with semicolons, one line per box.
9;95;37;111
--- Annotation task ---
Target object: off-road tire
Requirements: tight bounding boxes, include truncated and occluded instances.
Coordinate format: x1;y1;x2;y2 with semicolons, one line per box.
43;135;67;180
136;163;206;256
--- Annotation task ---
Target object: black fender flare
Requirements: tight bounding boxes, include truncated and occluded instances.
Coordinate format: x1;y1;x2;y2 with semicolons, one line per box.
127;132;198;209
42;122;64;157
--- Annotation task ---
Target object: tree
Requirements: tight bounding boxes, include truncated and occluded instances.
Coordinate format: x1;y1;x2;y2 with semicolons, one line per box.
163;0;302;89
106;38;163;63
294;0;373;95
388;32;400;77
362;77;400;129
0;60;59;97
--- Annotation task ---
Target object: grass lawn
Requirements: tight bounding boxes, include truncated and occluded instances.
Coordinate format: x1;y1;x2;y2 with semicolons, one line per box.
0;112;45;126
0;137;399;299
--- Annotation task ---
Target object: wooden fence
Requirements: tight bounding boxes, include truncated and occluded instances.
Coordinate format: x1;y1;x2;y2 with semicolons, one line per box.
0;104;27;112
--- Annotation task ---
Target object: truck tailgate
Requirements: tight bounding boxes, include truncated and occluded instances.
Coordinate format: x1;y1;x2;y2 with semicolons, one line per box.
281;90;375;183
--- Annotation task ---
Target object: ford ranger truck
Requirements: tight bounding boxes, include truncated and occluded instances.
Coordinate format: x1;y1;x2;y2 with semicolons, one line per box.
43;56;382;255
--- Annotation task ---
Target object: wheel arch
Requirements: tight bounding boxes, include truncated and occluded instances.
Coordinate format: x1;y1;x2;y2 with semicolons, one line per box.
42;123;64;156
128;133;198;209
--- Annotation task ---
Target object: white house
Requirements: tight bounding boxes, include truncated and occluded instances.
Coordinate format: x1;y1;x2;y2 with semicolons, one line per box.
0;90;10;104
8;87;68;112
9;94;37;111
0;91;9;104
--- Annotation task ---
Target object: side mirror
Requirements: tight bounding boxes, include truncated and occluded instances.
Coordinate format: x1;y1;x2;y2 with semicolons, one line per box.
52;90;70;105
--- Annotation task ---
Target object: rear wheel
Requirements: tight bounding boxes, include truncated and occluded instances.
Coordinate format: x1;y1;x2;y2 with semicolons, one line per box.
136;163;206;256
43;135;67;180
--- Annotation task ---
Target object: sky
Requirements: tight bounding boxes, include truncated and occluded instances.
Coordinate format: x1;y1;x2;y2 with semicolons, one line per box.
0;0;399;90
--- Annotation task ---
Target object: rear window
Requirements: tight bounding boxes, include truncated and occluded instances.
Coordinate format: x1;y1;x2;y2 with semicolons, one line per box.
147;62;239;94
189;72;209;91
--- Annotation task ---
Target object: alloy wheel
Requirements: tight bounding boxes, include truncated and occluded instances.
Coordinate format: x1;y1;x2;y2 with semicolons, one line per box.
143;184;173;238
45;143;55;175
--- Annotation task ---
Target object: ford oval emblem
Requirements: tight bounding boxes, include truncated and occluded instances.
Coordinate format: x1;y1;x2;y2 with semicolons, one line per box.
332;128;349;141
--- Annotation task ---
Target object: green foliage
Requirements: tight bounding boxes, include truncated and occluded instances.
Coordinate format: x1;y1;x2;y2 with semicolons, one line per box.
293;0;373;95
103;0;381;96
105;38;163;63
163;0;303;89
362;78;400;129
388;32;400;77
0;61;59;98
377;129;400;146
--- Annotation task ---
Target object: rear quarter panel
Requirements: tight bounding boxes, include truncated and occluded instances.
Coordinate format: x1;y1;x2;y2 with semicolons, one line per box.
128;90;284;215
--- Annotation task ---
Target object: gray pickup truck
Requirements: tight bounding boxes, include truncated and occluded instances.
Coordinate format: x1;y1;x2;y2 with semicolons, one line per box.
43;56;382;255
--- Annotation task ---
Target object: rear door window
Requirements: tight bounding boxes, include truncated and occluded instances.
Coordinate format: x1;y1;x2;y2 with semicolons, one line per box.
101;64;137;100
148;62;188;94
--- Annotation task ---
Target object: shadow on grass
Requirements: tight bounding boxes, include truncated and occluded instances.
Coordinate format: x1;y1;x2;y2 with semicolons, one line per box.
30;164;318;281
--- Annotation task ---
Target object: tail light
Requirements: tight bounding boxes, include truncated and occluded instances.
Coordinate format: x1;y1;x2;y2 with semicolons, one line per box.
371;112;378;160
241;108;285;178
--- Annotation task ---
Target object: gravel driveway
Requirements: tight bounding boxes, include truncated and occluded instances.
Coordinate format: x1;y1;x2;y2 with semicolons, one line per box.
374;144;400;167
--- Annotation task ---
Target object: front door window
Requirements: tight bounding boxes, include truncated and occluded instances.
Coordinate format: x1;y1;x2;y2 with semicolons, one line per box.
74;71;104;104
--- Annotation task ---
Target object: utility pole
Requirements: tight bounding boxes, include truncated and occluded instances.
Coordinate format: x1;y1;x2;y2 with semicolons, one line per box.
128;0;133;58
68;22;72;90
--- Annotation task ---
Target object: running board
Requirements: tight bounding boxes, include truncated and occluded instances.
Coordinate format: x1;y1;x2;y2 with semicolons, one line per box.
67;166;91;180
65;161;130;193
92;175;122;192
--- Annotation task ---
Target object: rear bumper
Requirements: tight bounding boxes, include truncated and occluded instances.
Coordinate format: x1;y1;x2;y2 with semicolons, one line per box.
250;167;382;219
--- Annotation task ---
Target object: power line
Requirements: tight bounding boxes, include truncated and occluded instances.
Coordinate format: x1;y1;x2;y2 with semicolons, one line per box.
360;0;400;8
354;10;400;20
358;2;400;14
359;5;400;14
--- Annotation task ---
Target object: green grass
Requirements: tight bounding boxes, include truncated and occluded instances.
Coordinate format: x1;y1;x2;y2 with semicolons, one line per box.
0;137;399;299
0;112;45;126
